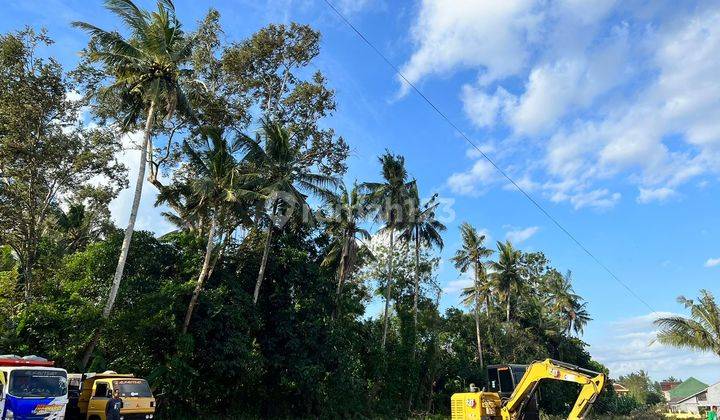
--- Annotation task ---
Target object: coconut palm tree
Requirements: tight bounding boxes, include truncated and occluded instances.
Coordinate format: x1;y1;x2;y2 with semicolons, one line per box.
361;151;414;350
322;183;371;316
242;119;338;305
545;270;591;335
655;290;720;357
399;187;445;330
569;301;591;335
452;222;493;366
180;127;245;333
155;182;204;234
460;272;494;316
490;240;523;323
73;0;194;368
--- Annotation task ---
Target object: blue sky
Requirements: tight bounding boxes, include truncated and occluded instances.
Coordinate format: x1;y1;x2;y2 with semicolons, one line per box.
3;0;719;382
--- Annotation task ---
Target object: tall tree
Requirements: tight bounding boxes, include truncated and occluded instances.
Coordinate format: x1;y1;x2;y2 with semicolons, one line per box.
362;151;414;350
73;0;194;367
322;183;370;316
0;28;123;301
400;188;445;330
180;128;243;333
222;23;348;176
545;271;592;335
655;290;720;357
452;222;493;366
242;120;338;305
490;240;523;323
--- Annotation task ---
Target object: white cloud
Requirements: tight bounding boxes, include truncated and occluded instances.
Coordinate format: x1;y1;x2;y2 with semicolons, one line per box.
447;158;497;196
398;0;540;96
505;226;539;243
337;0;374;15
590;311;720;382
461;86;516;128
543;10;720;198
511;61;582;133
509;37;628;135
465;143;496;158
637;187;676;204
442;275;473;295
417;2;720;209
545;180;621;210
503;174;540;192
705;257;720;268
108;132;173;235
569;189;621;210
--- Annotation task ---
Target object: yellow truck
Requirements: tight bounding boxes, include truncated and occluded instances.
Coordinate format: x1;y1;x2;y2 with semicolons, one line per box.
451;358;606;420
67;371;156;420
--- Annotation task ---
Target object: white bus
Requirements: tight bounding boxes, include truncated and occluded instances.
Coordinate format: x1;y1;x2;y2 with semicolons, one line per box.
0;355;68;419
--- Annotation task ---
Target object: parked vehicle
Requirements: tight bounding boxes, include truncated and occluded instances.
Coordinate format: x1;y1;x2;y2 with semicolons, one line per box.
67;371;155;420
0;355;69;420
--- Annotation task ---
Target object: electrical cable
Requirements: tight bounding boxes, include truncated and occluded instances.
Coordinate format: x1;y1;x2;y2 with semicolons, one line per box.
321;0;656;313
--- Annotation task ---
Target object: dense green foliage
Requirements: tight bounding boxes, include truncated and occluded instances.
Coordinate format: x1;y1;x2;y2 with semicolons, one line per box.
617;371;663;406
0;2;651;418
1;228;620;418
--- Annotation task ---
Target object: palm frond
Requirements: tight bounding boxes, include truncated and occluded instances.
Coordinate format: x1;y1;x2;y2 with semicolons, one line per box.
654;291;720;356
104;0;149;35
72;22;145;64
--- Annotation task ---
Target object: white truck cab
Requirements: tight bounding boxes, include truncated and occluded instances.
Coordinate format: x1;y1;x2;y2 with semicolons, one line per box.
0;355;68;420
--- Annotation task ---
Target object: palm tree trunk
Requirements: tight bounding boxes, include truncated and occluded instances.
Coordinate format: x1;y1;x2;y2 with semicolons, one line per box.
485;294;491;316
206;224;234;281
413;230;420;331
182;216;217;333
253;202;277;305
474;262;483;367
336;237;350;297
80;101;155;369
333;237;350;319
506;296;511;322
381;228;394;350
475;305;484;367
21;253;32;302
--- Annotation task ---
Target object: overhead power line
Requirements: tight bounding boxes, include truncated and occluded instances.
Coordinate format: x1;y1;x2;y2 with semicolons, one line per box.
321;0;656;314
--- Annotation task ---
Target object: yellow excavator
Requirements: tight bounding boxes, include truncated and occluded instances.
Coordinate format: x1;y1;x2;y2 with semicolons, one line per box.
451;358;606;420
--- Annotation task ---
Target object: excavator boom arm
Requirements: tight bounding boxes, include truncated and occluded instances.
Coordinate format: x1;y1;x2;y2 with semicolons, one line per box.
501;359;606;420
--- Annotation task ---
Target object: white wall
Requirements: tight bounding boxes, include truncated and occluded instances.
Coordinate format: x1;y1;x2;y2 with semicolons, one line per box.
675;397;700;414
707;382;720;408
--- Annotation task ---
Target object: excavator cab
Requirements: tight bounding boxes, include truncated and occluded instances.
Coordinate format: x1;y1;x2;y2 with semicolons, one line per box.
486;364;539;419
487;364;527;396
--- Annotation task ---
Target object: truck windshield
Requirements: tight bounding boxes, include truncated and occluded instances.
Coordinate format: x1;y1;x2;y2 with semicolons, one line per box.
9;369;67;398
113;379;152;398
